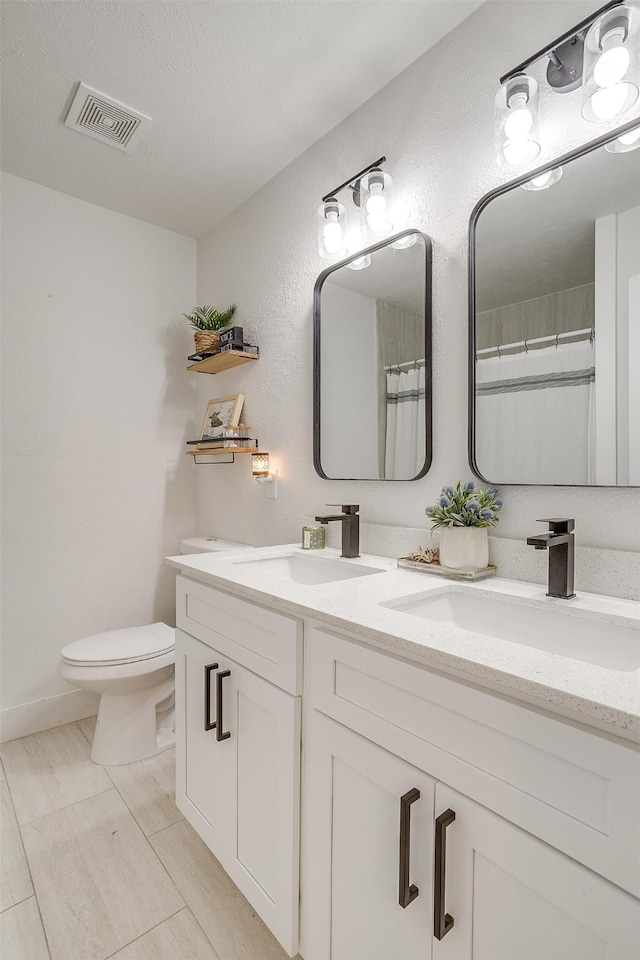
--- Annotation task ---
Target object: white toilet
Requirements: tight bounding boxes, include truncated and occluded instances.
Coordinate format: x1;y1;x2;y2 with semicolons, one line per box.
58;537;254;765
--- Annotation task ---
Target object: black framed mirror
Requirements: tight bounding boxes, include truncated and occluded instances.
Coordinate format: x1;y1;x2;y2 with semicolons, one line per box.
313;229;432;480
469;119;640;487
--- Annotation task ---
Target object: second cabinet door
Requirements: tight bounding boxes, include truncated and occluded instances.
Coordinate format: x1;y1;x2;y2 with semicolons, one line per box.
433;783;640;960
301;711;435;960
175;629;301;956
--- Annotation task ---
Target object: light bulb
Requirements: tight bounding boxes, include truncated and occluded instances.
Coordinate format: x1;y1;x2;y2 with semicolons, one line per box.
347;254;371;271
589;82;629;119
521;166;563;191
366;186;387;217
619;127;640;144
391;233;418;249
594;45;630;87
323;215;342;254
504;107;533;139
503;136;540;166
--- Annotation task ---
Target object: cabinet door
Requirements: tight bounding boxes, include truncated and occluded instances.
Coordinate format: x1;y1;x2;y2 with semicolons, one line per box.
301;711;435;960
433;783;640;960
175;629;234;862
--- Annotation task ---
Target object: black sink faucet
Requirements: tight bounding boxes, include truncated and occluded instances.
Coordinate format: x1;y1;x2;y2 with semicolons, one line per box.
315;504;360;558
526;518;576;599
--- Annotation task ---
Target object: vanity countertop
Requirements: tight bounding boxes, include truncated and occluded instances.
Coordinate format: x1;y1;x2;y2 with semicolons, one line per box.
166;545;640;741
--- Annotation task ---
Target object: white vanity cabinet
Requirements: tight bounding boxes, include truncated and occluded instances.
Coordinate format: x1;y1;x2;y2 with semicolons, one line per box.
174;576;302;956
300;621;640;960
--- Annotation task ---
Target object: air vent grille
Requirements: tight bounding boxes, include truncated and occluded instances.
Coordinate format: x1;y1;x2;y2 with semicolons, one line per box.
65;83;150;152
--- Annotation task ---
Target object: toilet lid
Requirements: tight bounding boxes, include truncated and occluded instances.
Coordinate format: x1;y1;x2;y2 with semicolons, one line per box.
61;622;175;666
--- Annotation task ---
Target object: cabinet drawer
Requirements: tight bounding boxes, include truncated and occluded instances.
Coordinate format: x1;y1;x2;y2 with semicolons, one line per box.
307;621;640;896
176;575;302;694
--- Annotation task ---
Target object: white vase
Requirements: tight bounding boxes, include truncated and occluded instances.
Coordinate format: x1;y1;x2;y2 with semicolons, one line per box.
439;527;489;571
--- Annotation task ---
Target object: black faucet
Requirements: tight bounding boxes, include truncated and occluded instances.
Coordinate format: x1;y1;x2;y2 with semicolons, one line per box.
315;504;360;558
527;518;576;599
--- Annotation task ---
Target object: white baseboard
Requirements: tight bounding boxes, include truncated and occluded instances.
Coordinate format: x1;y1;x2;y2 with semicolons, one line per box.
0;688;99;743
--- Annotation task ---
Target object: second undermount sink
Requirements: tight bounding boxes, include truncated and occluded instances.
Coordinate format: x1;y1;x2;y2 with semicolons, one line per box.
388;589;640;672
233;553;384;586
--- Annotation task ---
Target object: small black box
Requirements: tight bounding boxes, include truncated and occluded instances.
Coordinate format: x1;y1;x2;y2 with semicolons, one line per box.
219;325;244;348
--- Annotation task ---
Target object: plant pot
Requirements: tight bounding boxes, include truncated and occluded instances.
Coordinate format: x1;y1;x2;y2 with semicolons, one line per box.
194;330;221;355
439;527;489;571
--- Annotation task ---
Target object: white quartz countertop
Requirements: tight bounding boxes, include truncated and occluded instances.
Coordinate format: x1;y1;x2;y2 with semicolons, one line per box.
166;545;640;741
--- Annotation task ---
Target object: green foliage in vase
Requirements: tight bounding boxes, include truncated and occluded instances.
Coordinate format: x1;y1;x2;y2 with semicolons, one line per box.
425;481;503;529
182;304;236;331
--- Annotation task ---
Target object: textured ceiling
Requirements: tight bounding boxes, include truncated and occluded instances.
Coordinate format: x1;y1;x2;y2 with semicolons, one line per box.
1;0;481;238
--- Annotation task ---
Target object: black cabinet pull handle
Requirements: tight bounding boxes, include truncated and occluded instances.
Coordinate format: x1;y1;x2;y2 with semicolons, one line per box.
204;663;219;731
434;808;455;940
216;670;231;741
399;788;420;908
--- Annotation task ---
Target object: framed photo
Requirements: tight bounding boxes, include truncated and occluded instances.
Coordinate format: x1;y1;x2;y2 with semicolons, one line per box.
198;394;244;441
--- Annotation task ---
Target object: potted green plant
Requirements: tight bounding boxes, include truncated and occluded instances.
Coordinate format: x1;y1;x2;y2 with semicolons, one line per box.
183;304;236;355
425;481;503;571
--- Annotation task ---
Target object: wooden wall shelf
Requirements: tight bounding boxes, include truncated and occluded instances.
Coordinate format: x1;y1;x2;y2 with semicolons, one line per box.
185;446;257;457
186;351;259;375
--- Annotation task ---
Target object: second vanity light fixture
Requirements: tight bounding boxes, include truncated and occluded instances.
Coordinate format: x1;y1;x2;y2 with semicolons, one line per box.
496;1;639;167
317;156;399;265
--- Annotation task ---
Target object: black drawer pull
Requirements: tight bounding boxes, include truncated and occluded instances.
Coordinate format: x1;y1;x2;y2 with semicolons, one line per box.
434;808;455;940
204;663;219;731
399;787;420;908
216;669;231;741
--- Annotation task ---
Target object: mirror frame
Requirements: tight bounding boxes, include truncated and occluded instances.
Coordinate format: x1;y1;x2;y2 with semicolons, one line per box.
313;228;433;481
468;117;640;488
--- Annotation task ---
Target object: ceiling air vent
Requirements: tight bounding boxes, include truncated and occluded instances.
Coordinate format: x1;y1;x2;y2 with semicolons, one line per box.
64;82;151;152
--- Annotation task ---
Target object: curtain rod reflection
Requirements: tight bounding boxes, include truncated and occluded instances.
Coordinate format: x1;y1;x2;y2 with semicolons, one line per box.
384;358;426;373
476;326;594;359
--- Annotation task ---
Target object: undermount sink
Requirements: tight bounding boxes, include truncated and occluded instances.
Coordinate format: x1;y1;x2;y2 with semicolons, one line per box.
389;589;640;672
233;553;383;586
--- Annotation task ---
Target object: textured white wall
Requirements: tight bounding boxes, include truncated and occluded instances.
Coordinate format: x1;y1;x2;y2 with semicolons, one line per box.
195;0;640;555
1;173;197;721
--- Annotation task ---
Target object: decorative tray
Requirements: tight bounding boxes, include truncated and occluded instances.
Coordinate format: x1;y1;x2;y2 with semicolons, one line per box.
397;558;497;581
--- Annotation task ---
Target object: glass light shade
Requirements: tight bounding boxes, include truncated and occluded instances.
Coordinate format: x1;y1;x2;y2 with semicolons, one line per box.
346;254;371;270
317;198;346;260
391;232;418;249
582;5;639;122
252;452;269;476
604;124;640;152
359;169;394;239
495;75;541;167
521;166;563;191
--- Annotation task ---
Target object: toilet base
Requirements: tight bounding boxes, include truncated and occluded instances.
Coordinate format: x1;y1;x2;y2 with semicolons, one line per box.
91;675;175;765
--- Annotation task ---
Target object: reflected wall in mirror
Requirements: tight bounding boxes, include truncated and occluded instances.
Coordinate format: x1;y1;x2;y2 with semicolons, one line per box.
470;123;640;487
314;230;431;480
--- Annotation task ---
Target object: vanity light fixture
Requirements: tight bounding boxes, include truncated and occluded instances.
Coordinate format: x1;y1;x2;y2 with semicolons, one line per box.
319;156;393;259
521;166;564;190
496;1;640;165
346;254;372;270
604;122;640;150
391;232;418;249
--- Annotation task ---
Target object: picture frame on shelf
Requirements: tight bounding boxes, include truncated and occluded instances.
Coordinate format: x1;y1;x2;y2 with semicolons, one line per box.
198;394;245;441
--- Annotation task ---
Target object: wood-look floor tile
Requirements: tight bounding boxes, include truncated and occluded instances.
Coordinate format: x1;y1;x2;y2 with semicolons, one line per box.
109;908;219;960
1;722;111;824
21;788;184;960
105;749;183;836
0;896;50;960
149;820;288;960
77;715;97;745
0;781;33;911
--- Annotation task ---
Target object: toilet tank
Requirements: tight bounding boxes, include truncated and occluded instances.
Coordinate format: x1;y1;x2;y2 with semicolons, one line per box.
179;537;255;555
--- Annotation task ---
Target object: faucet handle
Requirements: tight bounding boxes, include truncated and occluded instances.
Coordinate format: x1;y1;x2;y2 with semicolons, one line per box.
536;518;575;533
327;504;359;514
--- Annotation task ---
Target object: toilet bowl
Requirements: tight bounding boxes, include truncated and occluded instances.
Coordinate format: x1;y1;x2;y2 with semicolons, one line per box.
57;537;254;765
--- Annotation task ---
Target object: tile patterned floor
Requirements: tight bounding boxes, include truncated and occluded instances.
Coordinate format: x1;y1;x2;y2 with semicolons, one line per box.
0;721;289;960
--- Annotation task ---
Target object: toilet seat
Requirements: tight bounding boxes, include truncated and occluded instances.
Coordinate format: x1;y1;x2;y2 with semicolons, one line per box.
61;622;175;667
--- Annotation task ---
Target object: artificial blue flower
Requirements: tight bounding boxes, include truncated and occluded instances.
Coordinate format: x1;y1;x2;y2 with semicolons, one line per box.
425;507;434;516
480;507;494;520
443;486;454;497
467;499;480;511
487;487;497;496
438;496;451;508
494;498;503;508
465;480;475;491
